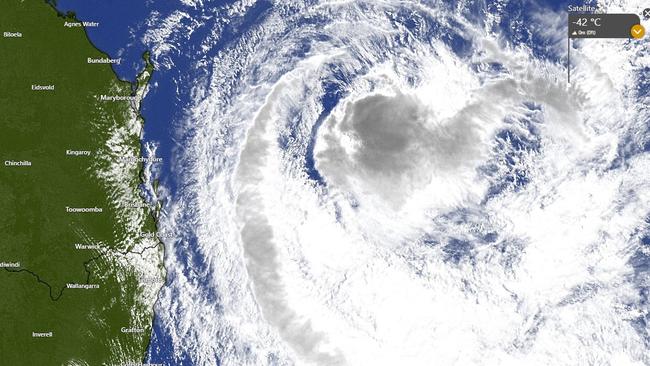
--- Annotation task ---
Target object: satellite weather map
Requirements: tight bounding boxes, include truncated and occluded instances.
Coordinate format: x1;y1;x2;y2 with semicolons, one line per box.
1;0;649;365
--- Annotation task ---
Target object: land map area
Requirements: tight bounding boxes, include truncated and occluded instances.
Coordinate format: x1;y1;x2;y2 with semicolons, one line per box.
0;0;165;364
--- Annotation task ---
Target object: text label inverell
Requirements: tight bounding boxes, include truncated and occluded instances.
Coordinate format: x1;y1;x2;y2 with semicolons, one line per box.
32;332;53;338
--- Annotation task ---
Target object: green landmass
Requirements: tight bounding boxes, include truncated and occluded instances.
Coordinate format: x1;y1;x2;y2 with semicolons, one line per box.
0;1;164;365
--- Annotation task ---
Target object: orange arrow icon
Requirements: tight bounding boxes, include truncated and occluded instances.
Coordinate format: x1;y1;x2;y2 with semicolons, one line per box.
631;24;645;39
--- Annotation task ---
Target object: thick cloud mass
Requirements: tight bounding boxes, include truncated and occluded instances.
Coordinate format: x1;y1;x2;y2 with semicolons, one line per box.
316;92;487;208
148;0;650;365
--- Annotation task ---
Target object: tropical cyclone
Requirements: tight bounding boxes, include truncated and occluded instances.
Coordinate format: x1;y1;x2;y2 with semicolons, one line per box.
0;1;164;365
150;0;650;365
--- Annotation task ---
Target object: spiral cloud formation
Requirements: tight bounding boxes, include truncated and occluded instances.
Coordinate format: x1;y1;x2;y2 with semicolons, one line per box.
146;0;650;365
